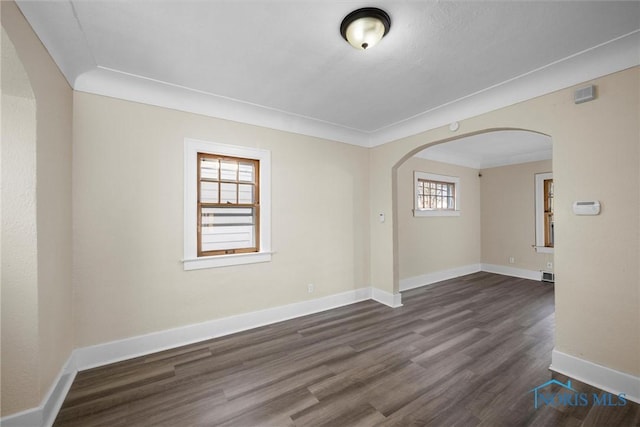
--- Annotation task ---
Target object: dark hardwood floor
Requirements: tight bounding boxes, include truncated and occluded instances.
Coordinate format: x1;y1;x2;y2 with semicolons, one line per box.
54;272;639;426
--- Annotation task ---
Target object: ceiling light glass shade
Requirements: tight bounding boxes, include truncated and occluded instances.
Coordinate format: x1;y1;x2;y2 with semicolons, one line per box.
340;8;391;50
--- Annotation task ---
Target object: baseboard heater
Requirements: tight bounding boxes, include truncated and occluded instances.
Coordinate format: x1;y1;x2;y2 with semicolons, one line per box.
541;271;555;283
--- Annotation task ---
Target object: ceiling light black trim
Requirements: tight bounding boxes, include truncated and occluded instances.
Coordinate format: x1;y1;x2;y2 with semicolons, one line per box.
340;7;391;47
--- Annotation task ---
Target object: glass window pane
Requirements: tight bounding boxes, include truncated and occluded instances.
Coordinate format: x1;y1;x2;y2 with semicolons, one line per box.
198;154;260;256
200;181;218;203
220;182;237;204
416;179;457;210
238;163;254;182
200;207;255;252
238;184;254;204
220;160;237;181
200;158;219;180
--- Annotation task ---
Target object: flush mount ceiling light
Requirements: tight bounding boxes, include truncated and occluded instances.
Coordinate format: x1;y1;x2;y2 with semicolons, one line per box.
340;7;391;50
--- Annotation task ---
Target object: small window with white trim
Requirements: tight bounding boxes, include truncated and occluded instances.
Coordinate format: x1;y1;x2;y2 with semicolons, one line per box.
184;138;271;270
413;172;460;217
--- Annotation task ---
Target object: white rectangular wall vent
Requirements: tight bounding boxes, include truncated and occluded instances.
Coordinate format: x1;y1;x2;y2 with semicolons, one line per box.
574;85;596;104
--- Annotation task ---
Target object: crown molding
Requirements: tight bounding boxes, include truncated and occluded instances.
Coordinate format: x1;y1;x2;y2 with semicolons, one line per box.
22;0;639;151
16;0;640;147
73;31;639;148
74;67;371;147
15;0;96;81
368;30;640;147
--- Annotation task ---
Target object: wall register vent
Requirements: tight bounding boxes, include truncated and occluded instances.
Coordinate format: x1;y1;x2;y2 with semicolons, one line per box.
574;85;596;104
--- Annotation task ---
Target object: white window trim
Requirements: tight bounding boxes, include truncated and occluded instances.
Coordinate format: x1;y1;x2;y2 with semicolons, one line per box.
183;138;272;270
413;171;461;217
535;172;554;254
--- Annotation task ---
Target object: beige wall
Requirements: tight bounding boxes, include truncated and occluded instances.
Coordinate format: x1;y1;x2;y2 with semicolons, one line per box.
552;69;639;375
481;160;553;271
1;1;74;416
397;156;552;280
397;157;481;280
372;67;640;376
2;0;639;416
1;38;40;413
72;92;370;347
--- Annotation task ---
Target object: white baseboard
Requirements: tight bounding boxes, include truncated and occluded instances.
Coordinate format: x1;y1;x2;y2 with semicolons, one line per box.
371;287;403;308
41;356;77;427
21;284;635;427
74;287;373;371
481;263;542;281
1;287;378;426
550;349;640;404
0;407;42;427
399;264;482;291
1;355;77;427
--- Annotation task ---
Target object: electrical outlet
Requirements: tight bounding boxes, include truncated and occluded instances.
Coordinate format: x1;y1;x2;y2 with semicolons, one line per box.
307;283;314;293
508;256;515;264
546;262;553;269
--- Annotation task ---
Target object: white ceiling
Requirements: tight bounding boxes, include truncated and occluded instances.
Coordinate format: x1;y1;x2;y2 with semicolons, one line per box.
15;1;640;146
415;130;552;169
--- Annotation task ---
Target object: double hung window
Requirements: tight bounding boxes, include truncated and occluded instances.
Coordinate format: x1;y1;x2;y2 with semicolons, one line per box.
184;139;271;270
198;154;259;256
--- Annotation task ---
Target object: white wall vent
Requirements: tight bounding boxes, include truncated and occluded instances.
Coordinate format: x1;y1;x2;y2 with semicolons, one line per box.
574;85;596;104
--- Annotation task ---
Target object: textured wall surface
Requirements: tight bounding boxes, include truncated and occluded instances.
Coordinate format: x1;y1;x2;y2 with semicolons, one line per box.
1;1;74;416
1;83;39;415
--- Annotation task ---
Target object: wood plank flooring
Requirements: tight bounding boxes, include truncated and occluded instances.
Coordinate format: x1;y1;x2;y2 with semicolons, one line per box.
54;272;640;426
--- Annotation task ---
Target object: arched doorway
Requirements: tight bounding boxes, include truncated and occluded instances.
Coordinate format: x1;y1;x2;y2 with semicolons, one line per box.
368;126;556;301
367;68;638;402
393;129;553;292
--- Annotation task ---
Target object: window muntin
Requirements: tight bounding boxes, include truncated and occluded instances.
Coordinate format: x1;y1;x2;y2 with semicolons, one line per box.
417;179;456;211
197;154;259;256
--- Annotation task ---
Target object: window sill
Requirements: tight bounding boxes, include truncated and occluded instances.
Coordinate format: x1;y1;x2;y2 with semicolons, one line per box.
534;246;554;254
413;209;461;217
183;251;272;270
